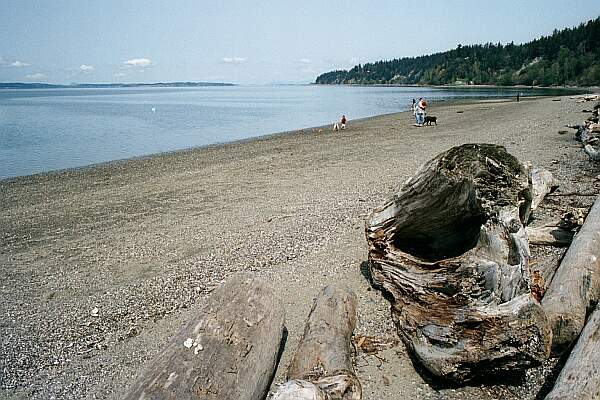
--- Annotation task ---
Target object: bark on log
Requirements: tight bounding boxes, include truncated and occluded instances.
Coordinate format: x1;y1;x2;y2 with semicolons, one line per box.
122;273;285;400
544;305;600;400
542;195;600;354
530;254;562;300
530;167;557;212
365;143;551;382
525;225;574;246
271;286;361;400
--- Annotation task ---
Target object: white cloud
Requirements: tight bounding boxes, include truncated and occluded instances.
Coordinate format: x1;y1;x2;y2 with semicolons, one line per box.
114;72;126;77
0;57;31;67
11;60;30;67
124;58;152;68
299;58;311;64
25;73;46;80
222;57;246;64
80;64;95;71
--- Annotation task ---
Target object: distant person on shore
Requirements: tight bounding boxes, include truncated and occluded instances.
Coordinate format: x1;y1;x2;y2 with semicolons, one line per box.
516;92;520;102
412;98;417;124
414;98;427;127
333;115;347;131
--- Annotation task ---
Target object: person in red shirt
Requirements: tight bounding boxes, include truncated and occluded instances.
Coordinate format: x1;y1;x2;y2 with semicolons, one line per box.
415;98;427;126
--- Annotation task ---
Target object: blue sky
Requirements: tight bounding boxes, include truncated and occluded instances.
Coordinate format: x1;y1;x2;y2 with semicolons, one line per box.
1;1;599;84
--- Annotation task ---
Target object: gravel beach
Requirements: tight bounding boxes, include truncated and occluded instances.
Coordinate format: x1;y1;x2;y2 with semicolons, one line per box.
1;95;599;399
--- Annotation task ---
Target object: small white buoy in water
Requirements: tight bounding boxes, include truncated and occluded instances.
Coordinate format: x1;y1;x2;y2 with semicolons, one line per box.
151;107;156;113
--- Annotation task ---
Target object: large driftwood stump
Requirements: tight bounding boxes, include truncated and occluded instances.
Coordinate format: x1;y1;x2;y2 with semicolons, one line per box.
272;286;361;400
365;143;551;382
542;195;600;354
545;305;600;400
123;273;285;400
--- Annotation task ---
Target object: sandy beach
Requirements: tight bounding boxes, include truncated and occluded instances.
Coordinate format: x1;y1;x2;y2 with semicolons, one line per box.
1;95;599;399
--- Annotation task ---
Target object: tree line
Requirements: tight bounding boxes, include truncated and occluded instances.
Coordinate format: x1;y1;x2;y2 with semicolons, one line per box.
316;17;600;86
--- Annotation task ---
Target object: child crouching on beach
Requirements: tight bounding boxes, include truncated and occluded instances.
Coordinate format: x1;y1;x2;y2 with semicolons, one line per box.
333;115;347;131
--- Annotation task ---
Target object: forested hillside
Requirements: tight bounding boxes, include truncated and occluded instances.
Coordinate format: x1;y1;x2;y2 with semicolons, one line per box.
316;17;600;86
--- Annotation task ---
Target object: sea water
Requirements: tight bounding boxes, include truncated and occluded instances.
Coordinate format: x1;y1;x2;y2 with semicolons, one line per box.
0;85;572;179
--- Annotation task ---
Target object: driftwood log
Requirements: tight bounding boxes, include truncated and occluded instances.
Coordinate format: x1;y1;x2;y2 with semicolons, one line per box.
545;305;600;400
122;273;285;400
567;124;594;144
584;144;600;161
525;225;574;247
530;167;557;213
568;104;600;161
542;195;600;354
271;286;361;400
365;143;551;382
525;167;567;246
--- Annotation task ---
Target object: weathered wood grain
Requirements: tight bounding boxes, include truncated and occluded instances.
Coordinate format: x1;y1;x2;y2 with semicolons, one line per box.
542;195;600;354
530;167;557;213
272;286;361;400
544;305;600;400
122;273;285;400
365;144;551;382
526;225;574;246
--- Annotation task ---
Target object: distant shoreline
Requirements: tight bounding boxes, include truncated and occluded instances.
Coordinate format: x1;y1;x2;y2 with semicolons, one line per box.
0;81;235;90
312;82;591;93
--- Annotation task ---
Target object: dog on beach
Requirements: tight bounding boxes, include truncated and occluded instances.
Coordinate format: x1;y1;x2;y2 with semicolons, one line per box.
424;116;438;126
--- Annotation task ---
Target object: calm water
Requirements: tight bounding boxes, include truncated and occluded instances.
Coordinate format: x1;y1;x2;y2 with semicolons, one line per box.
0;85;573;179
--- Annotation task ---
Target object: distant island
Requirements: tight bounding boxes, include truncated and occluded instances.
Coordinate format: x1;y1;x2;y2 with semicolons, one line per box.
316;17;600;87
0;81;235;89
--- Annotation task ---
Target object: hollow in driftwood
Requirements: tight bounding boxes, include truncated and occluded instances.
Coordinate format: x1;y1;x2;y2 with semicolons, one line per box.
365;143;551;382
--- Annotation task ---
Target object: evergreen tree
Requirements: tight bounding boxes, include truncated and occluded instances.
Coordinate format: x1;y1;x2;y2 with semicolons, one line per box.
315;17;600;86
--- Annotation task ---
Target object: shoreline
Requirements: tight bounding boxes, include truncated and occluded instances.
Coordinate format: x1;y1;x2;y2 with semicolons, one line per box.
0;96;531;184
2;95;600;400
312;82;592;91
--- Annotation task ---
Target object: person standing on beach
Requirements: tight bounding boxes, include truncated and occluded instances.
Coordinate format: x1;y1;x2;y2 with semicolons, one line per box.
415;98;427;126
412;99;417;124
